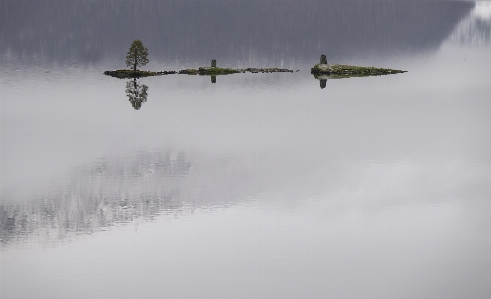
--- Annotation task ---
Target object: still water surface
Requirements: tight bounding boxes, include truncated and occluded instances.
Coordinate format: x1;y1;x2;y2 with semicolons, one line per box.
1;1;491;298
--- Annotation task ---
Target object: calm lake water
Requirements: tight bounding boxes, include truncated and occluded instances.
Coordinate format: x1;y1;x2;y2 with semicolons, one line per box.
1;1;491;298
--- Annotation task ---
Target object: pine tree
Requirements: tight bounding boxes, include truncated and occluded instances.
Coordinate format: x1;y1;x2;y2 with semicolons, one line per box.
125;40;149;72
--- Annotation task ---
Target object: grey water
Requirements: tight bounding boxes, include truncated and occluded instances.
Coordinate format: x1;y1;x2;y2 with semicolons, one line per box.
1;0;491;298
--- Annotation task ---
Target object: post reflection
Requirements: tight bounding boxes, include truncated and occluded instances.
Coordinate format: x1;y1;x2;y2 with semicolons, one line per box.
312;74;336;89
125;78;148;110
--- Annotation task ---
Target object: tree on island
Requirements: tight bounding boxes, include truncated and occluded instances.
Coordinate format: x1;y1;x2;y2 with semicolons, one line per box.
125;39;149;72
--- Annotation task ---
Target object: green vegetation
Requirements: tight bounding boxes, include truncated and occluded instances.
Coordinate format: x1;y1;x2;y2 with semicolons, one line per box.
103;40;156;78
199;67;241;75
103;70;176;79
125;39;149;72
179;67;241;75
105;56;296;79
311;64;407;77
178;67;294;75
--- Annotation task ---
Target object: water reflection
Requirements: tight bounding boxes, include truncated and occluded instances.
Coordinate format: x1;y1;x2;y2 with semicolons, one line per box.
312;73;396;89
125;78;148;110
1;150;191;247
312;73;390;88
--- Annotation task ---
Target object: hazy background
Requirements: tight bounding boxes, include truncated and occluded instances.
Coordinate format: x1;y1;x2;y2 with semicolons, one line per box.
1;1;491;299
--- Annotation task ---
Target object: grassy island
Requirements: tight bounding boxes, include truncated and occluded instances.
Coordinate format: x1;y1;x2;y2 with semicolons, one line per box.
104;57;296;79
311;63;407;78
178;59;295;76
179;67;241;75
103;70;176;79
179;67;295;76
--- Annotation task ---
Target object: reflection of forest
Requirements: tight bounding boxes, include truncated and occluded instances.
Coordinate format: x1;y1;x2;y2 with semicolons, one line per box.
1;149;281;248
0;151;191;247
1;0;473;64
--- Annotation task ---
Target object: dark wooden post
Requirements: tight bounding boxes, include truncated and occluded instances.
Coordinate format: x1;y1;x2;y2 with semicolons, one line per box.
211;59;217;68
320;54;327;65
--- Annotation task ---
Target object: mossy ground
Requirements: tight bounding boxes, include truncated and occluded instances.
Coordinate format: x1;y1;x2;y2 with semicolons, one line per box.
104;69;175;79
200;67;241;75
311;64;406;77
105;67;295;78
179;67;241;75
179;67;295;75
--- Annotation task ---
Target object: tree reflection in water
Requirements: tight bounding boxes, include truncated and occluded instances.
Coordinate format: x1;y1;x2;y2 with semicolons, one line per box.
125;78;148;110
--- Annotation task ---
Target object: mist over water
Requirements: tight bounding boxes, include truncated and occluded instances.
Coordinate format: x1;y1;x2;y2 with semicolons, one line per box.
1;1;491;299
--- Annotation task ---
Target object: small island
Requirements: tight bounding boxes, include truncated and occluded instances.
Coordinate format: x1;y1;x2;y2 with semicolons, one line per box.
104;63;295;79
103;42;406;82
178;59;296;75
104;40;177;78
311;55;407;78
178;60;241;75
104;41;296;79
103;69;176;79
